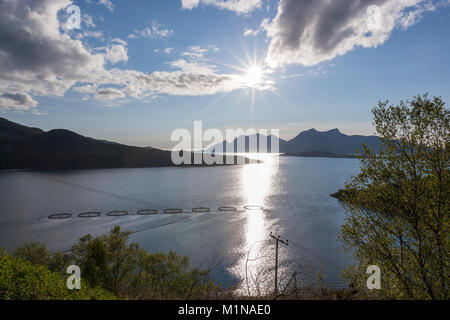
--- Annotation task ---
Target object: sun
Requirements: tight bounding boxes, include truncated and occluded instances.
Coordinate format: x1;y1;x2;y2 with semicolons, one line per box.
244;65;264;86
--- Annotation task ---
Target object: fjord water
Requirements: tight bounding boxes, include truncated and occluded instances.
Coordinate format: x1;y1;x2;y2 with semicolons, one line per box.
0;156;360;290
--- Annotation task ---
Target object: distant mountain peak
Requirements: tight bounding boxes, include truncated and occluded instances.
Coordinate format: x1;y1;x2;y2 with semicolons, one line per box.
296;128;344;138
327;128;341;134
287;127;380;155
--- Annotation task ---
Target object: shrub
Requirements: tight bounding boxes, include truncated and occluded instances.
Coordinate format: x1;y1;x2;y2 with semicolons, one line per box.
0;253;115;300
71;226;221;299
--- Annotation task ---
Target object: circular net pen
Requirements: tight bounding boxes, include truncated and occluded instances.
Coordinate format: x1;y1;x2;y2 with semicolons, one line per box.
137;209;158;216
78;212;101;218
164;208;184;214
244;205;264;211
192;207;210;213
48;213;72;220
106;210;129;217
218;206;237;212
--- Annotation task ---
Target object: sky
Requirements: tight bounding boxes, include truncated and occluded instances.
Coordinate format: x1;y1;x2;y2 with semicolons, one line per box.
1;0;450;149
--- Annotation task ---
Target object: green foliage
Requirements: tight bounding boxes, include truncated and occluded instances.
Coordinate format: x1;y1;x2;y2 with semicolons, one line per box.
129;249;219;299
13;242;72;275
3;227;221;300
339;94;449;300
14;242;50;266
71;227;139;295
70;226;221;299
48;252;73;275
0;253;115;300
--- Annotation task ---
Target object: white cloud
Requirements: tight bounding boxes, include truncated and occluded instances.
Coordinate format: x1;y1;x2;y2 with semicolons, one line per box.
181;45;219;59
181;0;262;15
111;38;127;46
264;0;439;68
0;0;105;110
280;73;303;80
0;0;271;110
82;30;103;38
98;0;114;12
168;59;217;74
0;93;38;110
164;47;174;54
244;27;259;37
104;44;128;64
181;46;208;58
83;14;96;28
128;21;174;40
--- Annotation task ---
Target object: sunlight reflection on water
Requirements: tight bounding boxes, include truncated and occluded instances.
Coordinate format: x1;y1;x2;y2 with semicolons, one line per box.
230;153;280;294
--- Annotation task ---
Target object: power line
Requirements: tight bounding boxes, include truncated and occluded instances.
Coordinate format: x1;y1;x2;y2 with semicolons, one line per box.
269;232;288;297
287;239;342;271
31;173;154;206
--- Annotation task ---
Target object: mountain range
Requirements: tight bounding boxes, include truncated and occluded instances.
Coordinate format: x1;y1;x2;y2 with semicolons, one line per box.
0;118;252;170
209;128;381;155
0;117;381;170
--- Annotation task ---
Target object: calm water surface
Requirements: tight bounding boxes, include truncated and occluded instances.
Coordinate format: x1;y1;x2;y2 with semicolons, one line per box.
0;156;360;292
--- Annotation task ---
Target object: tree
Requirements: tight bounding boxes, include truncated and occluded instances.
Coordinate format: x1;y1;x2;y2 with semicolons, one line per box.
70;226;138;294
339;94;449;300
13;242;71;275
70;226;220;299
14;242;50;266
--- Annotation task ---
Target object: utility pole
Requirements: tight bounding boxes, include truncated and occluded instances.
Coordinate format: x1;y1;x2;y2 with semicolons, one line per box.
269;232;288;297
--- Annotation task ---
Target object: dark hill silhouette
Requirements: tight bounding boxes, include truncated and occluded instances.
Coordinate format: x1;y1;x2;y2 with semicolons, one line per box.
284;128;381;154
0;117;43;151
0;118;249;170
209;128;381;155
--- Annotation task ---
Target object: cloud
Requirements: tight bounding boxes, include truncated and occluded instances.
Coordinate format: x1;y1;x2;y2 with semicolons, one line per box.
181;45;219;59
83;14;96;28
0;93;38;110
164;47;174;54
104;44;128;64
128;21;174;40
168;59;217;74
181;0;262;15
116;69;247;97
111;38;127;46
244;27;259;36
31;109;48;115
0;0;105;110
280;73;303;80
95;87;125;100
82;30;103;38
75;13;104;39
0;0;270;110
98;0;114;12
264;0;439;68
